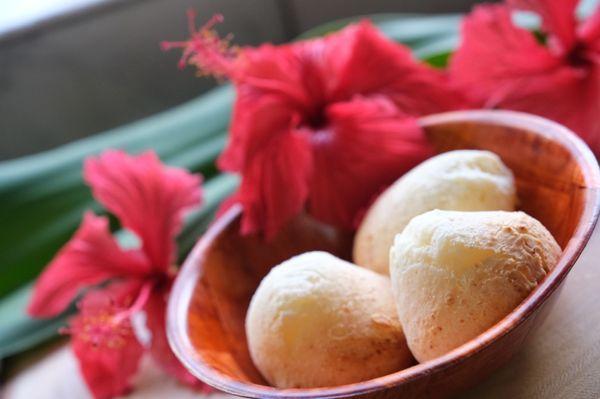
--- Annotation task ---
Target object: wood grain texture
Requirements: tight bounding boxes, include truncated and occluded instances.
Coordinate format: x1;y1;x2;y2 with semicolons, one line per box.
166;110;600;398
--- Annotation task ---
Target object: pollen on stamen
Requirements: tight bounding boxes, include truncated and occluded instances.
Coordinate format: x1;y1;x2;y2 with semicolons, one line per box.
161;11;239;80
64;297;137;350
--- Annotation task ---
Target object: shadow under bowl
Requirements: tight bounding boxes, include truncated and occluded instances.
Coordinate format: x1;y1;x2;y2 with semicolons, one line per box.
167;110;600;399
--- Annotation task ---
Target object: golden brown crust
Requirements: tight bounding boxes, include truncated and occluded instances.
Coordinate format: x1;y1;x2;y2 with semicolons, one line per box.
390;210;561;362
246;251;414;388
354;150;516;275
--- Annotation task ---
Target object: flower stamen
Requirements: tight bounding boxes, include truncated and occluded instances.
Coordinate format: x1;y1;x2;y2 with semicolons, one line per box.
62;282;155;351
113;281;154;325
63;300;135;350
161;11;239;79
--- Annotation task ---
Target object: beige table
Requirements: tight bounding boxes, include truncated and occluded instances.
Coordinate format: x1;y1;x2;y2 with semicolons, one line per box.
5;228;600;399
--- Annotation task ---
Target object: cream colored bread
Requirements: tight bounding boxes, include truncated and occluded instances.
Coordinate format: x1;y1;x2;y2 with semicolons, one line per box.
354;150;516;275
246;251;414;388
390;210;561;362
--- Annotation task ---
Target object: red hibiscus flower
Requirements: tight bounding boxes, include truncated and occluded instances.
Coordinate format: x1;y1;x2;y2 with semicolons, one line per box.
450;0;600;155
163;13;465;238
28;150;208;399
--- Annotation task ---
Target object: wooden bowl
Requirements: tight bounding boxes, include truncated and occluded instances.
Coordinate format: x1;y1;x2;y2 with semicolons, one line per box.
167;110;600;398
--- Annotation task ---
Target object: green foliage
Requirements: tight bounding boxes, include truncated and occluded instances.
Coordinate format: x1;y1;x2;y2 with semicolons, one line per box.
0;87;234;299
0;86;236;359
0;284;70;358
0;175;238;359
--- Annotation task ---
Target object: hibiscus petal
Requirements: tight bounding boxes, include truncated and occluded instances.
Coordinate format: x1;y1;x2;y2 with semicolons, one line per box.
239;44;321;110
28;212;149;318
144;288;212;392
237;130;313;239
217;85;314;240
509;0;578;52
308;96;432;229
579;4;600;46
84;150;202;271
450;4;563;106
213;20;467;237
69;282;145;399
219;92;301;172
450;3;600;155
322;20;465;113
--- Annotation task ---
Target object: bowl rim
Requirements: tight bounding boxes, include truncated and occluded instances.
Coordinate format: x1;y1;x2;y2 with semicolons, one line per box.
167;110;600;398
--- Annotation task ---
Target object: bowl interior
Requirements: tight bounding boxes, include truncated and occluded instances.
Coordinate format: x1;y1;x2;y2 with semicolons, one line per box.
185;209;354;386
170;111;600;396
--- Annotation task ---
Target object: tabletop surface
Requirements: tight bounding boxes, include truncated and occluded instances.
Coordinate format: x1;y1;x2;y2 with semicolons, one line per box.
5;228;600;399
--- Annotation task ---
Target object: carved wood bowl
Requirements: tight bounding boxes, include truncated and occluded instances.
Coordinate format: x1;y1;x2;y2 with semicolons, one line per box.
167;110;600;399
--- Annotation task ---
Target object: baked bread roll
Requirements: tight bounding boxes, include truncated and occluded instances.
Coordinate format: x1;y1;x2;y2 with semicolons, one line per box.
354;150;516;275
246;251;413;388
390;210;561;362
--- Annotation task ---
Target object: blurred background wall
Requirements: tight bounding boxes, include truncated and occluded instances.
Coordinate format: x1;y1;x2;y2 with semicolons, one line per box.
0;0;485;160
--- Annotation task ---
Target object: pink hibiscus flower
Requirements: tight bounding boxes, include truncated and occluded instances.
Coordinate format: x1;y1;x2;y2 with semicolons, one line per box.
163;13;466;238
450;0;600;155
28;150;208;398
